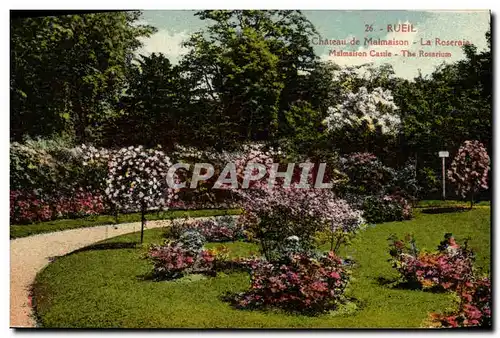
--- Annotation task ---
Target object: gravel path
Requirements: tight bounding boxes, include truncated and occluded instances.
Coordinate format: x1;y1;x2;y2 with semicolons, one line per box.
10;219;179;328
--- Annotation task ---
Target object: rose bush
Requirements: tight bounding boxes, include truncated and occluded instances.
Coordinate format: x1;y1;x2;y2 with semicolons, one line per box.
428;276;491;328
229;251;351;314
388;233;475;291
447;140;490;207
147;230;230;280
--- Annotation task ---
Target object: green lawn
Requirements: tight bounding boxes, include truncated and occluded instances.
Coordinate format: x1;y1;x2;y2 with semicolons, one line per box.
32;207;491;328
10;209;241;239
416;199;490;209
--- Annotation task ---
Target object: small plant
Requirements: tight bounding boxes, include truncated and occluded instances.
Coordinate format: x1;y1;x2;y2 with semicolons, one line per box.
178;230;206;255
362;193;412;224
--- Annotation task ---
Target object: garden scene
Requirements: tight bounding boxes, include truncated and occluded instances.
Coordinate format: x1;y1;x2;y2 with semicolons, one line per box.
10;10;491;329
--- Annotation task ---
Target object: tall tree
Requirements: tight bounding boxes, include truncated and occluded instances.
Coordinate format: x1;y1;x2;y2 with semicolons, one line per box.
180;10;319;149
10;11;156;143
102;53;191;149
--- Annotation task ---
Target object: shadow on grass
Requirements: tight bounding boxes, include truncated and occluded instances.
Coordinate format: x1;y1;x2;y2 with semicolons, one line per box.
66;242;138;256
421;207;470;214
47;242;139;263
374;276;448;293
375;276;421;290
220;291;361;317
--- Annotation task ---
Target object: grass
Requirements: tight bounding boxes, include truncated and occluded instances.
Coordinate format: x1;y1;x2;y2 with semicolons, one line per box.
416;199;490;209
10;209;242;239
32;206;491;328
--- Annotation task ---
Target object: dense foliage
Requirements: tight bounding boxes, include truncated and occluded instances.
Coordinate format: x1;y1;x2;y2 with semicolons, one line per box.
169;216;246;242
11;12;156;143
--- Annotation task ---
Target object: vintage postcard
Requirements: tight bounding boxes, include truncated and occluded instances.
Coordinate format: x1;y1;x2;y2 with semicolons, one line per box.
10;9;492;329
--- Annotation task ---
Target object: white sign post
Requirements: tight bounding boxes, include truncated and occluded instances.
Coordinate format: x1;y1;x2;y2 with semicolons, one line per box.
439;151;449;200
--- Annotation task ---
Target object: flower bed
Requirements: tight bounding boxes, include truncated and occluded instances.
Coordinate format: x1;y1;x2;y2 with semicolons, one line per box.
10;190;107;224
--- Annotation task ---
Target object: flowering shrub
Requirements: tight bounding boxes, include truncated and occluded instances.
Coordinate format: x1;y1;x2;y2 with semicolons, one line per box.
391;159;420;202
448;140;490;207
148;242;198;280
147;229;205;280
388;233;475;291
324;86;401;136
170;216;246;242
389;233;491;328
102;145;177;243
362;193;412;224
428;276;491;328
10;191;53;223
229;252;350;314
237;184;364;261
171;143;281;205
10;138;76;192
340;152;395;196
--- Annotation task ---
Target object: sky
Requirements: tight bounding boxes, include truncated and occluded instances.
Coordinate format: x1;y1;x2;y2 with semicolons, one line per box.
137;10;490;80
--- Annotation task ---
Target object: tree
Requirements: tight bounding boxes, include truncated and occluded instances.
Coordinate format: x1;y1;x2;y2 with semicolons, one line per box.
10;11;156;143
447;140;489;208
179;10;319;149
281;101;329;161
102;53;190;149
105;146;176;243
322;64;402;158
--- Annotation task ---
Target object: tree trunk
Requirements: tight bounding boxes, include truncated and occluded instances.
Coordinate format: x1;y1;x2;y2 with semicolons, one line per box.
140;203;146;244
330;223;335;252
